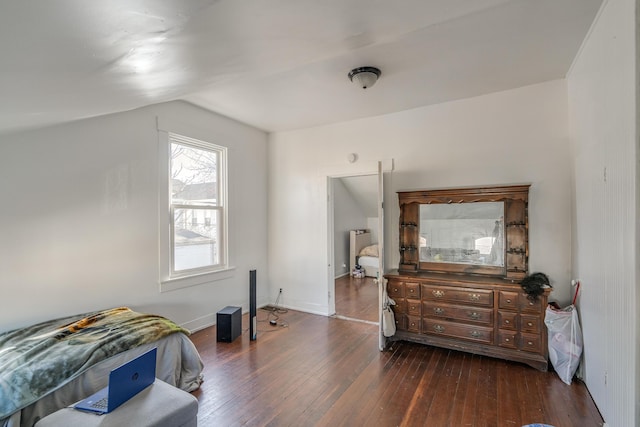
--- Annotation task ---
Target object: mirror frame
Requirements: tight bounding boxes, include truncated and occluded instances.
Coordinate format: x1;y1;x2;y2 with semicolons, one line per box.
397;185;530;279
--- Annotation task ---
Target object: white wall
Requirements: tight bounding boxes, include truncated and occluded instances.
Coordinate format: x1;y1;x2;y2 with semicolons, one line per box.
268;79;573;316
0;100;268;333
366;217;379;245
567;0;637;425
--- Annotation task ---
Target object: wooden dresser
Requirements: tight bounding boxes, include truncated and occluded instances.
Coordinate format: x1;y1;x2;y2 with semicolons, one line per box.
386;271;549;371
385;184;549;371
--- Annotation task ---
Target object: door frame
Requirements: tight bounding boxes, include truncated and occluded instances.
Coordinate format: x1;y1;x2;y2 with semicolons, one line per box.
327;172;378;317
325;159;393;350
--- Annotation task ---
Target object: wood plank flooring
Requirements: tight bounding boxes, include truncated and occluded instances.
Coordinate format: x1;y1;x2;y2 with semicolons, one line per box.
190;309;603;427
334;275;379;322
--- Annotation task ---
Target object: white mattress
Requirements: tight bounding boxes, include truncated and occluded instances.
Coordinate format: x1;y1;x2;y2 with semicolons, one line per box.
357;255;379;268
357;255;380;278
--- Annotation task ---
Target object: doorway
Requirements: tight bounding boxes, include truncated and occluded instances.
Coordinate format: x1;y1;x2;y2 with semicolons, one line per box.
331;174;379;324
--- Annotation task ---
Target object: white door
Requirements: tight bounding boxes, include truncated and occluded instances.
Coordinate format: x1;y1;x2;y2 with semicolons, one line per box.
377;161;386;351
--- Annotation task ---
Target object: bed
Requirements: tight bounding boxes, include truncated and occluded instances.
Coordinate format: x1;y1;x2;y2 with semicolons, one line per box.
0;307;204;427
349;229;380;278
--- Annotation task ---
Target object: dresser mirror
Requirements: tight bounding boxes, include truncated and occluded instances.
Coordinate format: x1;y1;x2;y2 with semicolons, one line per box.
398;185;529;279
419;202;504;267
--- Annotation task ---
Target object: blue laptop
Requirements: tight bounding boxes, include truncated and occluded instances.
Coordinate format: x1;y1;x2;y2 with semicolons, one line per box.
74;347;157;414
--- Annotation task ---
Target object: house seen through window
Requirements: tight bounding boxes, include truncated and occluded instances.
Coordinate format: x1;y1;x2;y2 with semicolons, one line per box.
169;134;227;275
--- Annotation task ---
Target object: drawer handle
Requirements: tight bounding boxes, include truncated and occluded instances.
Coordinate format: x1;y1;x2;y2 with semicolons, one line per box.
469;293;480;301
409;288;415;294
433;325;445;333
504;320;511;325
527;322;533;327
506;298;512;303
469;312;480;320
527;341;534;346
433;307;444;315
470;330;481;338
505;338;511;342
393;288;399;292
528;302;535;306
432;290;445;298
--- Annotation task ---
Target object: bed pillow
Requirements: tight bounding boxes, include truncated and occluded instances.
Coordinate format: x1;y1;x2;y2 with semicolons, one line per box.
359;244;379;257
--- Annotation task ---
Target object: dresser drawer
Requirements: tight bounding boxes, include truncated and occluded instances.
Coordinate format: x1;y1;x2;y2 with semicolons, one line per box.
406;299;421;316
520;332;542;353
423;319;493;344
519;293;543;313
498;330;518;349
423;302;492;325
407;315;421;333
391;299;407;315
498;311;518;330
520;314;541;334
422;285;493;307
498;291;519;310
394;313;407;331
388;281;405;298
405;282;421;300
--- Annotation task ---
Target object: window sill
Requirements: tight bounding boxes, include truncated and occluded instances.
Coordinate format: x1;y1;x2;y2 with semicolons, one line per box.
160;266;236;293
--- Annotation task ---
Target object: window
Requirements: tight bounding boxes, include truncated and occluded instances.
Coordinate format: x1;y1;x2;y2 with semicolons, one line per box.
167;133;227;278
474;236;495;255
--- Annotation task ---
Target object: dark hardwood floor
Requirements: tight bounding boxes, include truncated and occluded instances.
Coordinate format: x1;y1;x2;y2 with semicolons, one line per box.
189;309;603;427
334;274;379;323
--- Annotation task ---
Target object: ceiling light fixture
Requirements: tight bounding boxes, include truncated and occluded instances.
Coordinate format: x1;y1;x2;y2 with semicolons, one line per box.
348;66;381;89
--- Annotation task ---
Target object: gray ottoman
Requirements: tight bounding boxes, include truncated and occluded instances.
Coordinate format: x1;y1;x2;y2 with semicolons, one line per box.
35;379;198;427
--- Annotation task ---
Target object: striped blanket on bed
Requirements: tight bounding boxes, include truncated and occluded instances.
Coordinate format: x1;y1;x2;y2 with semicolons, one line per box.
0;307;189;419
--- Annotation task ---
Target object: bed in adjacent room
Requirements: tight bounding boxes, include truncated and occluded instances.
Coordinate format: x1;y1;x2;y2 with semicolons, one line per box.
0;307;203;427
349;229;380;278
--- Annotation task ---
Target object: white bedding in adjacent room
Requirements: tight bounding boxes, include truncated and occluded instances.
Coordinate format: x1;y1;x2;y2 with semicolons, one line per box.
357;255;380;278
349;230;380;278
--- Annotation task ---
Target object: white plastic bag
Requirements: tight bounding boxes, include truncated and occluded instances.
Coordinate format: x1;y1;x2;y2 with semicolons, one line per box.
382;295;396;337
382;306;396;337
544;304;583;384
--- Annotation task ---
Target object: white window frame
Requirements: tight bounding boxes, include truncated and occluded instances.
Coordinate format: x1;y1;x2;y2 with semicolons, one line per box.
158;131;233;292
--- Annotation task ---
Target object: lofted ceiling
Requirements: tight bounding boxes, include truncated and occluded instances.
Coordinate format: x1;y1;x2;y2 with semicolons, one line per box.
339;175;379;218
0;0;603;136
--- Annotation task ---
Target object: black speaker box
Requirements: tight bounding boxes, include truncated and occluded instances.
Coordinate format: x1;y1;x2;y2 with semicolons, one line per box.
217;306;241;342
